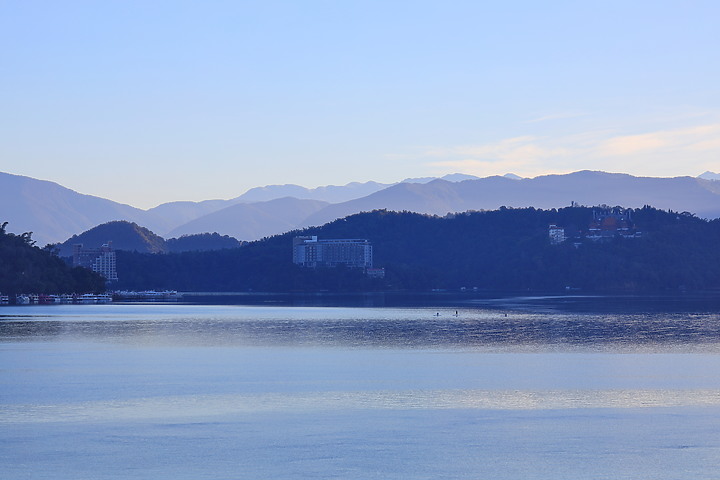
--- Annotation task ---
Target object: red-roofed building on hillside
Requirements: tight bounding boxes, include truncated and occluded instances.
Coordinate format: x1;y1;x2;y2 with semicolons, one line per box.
587;207;641;241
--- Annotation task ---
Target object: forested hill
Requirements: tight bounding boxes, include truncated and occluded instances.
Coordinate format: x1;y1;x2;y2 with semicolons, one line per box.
56;220;243;256
0;223;105;295
114;206;720;293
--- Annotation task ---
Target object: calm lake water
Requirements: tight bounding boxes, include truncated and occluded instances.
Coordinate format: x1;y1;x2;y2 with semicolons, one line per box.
2;294;720;479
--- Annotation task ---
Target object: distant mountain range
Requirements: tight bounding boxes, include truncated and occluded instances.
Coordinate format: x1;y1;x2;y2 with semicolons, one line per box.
1;170;719;246
699;171;720;181
300;171;720;228
0;172;150;247
166;197;330;240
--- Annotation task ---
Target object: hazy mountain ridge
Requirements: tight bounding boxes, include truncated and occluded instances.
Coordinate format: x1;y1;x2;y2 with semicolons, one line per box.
167;175;483;237
0;171;487;244
4;170;720;246
144;199;233;234
233;174;483;203
699;171;720;181
233;181;391;204
0;172;378;244
400;173;482;184
0;172;150;246
167;197;330;240
145;180;401;231
301;171;720;227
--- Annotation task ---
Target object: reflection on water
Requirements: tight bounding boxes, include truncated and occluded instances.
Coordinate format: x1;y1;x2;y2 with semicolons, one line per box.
1;301;720;351
4;389;720;424
181;291;720;313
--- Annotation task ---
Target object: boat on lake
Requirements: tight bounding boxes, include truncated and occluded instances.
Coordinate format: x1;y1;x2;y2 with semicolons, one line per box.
112;290;183;301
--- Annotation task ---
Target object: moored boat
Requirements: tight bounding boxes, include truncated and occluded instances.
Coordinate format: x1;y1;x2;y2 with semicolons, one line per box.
113;290;183;301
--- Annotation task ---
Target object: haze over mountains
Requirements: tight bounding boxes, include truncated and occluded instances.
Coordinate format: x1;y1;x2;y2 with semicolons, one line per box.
300;171;720;228
2;170;719;246
166;197;330;241
0;172;149;246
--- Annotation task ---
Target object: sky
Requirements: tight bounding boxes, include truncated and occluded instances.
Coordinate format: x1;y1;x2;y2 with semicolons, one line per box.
2;0;719;209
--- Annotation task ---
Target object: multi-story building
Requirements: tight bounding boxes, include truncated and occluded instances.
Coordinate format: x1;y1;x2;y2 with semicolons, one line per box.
72;243;118;281
293;236;373;269
548;224;566;244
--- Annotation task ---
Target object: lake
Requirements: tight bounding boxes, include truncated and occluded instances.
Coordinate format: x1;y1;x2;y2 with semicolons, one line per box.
2;294;720;479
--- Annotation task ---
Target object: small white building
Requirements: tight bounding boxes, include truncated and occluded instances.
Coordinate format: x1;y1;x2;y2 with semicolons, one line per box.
72;243;118;281
548;225;566;245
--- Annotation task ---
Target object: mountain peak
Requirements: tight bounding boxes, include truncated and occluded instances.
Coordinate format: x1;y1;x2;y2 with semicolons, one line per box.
57;220;166;256
699;171;720;181
402;173;480;184
503;173;523;180
233;180;390;204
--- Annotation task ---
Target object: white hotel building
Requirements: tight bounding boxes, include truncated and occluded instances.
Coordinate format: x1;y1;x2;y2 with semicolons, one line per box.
293;236;373;270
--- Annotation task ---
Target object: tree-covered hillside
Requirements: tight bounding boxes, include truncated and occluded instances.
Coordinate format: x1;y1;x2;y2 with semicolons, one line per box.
0;222;105;295
57;220;243;255
166;233;244;252
58;220;165;256
113;206;720;293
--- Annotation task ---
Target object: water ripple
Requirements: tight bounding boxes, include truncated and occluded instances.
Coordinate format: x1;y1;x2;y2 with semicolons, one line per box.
4;389;720;424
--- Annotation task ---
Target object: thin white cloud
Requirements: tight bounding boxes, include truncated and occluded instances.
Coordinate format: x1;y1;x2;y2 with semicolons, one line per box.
420;122;720;179
598;124;720;157
426;136;570;163
690;137;720;152
524;112;588;123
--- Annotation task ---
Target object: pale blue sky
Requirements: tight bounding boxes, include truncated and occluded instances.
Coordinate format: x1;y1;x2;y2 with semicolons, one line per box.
2;0;719;208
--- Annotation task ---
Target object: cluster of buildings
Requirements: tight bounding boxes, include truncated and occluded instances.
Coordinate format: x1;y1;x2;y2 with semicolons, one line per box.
549;207;642;245
13;293;112;305
1;292;113;306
